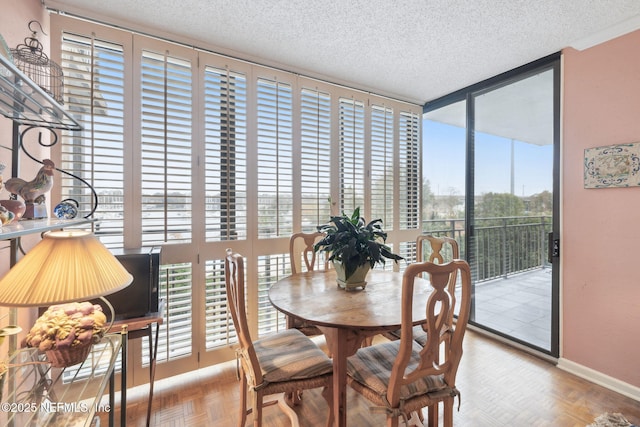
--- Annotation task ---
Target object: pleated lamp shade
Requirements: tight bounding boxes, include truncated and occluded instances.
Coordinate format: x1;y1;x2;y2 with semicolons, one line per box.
0;230;133;307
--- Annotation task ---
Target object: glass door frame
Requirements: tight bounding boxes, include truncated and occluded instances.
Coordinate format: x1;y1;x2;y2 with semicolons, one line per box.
423;53;560;357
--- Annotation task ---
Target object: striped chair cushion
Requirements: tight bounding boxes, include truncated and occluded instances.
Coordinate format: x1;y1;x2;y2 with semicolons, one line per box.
347;340;446;400
386;325;428;347
254;329;333;383
414;330;427;347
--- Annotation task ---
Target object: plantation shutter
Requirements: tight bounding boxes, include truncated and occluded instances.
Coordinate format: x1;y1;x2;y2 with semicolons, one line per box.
338;98;365;213
204;259;235;349
203;66;248;241
140;50;193;245
398;110;421;229
370;104;394;227
59;32;125;248
256;78;293;238
300;88;332;230
153;263;193;361
257;254;288;336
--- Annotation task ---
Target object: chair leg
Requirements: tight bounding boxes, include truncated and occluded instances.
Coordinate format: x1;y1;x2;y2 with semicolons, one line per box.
238;374;248;427
427;403;438;427
320;384;334;427
276;393;300;427
386;414;400;427
443;397;454;427
285;390;303;406
252;389;263;427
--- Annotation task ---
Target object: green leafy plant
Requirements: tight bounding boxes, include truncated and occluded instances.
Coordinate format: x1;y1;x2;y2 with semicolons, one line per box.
314;207;403;280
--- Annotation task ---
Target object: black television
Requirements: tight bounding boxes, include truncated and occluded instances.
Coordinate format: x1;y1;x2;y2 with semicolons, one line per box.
99;247;161;320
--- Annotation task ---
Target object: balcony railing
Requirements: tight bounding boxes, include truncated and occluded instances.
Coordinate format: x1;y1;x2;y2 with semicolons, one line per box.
423;216;552;282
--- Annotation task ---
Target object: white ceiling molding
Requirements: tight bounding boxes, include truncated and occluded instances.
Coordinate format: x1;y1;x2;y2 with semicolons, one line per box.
569;14;640;50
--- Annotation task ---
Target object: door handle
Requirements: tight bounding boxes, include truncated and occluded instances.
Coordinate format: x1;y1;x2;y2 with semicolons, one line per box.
548;233;559;263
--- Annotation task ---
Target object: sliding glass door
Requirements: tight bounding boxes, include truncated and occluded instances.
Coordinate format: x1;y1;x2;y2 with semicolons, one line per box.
423;55;559;356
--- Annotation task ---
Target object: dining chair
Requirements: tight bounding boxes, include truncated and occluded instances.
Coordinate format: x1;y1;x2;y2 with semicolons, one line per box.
346;259;472;427
383;234;460;345
416;235;460;336
224;249;334;427
288;231;328;336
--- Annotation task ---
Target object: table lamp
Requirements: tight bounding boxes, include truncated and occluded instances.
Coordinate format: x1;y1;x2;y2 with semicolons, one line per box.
0;230;133;362
0;230;132;307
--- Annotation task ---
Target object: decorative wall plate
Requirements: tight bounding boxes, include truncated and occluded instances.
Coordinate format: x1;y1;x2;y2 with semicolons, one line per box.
584;142;640;188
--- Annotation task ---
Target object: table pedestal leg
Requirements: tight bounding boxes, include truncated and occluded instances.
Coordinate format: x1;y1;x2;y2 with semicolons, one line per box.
318;327;366;427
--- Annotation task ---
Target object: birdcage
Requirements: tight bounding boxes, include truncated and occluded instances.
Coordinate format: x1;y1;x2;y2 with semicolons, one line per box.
10;21;63;104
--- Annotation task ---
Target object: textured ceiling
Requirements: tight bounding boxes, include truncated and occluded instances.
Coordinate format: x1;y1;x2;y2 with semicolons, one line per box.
45;0;640;105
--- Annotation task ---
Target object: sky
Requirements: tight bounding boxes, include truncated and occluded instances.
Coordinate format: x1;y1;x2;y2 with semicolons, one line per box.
422;119;553;197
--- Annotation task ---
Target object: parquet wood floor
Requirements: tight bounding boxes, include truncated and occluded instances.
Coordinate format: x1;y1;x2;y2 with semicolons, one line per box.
99;331;640;426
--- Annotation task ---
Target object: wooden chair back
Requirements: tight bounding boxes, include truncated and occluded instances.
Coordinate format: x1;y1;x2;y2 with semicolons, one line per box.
224;249;263;386
288;232;327;335
417;234;460;325
416;234;459;264
389;259;472;419
289;231;327;274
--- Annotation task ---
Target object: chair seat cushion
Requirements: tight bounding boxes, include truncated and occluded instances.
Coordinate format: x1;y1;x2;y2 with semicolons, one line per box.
384;325;428;347
254;329;332;383
347;340;446;401
413;330;427;347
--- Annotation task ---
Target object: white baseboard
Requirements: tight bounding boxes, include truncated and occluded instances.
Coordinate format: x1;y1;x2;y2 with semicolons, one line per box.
557;358;640;402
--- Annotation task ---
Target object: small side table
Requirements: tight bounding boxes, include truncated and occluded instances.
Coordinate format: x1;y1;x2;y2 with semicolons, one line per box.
109;300;165;427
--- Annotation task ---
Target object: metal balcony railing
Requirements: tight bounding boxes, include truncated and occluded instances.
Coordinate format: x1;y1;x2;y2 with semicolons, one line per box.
422;216;552;283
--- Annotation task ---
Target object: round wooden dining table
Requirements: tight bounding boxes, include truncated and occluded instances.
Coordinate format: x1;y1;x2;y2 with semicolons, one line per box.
269;269;432;427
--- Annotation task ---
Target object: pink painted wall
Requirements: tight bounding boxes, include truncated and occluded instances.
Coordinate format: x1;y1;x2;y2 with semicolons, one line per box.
0;0;42;149
0;0;50;203
0;0;51;347
562;30;640;388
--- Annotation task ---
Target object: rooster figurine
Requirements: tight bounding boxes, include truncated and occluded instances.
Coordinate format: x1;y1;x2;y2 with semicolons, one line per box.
4;159;55;219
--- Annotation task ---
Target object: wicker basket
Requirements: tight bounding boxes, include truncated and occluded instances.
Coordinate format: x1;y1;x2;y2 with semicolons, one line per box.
45;343;92;368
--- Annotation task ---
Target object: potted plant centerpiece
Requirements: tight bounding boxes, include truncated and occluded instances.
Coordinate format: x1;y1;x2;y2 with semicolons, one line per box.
314;207;403;290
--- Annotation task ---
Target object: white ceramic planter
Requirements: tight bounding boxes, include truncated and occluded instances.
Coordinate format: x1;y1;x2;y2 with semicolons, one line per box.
333;261;370;291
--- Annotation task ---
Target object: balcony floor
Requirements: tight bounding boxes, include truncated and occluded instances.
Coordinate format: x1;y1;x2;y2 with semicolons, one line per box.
470;267;552;351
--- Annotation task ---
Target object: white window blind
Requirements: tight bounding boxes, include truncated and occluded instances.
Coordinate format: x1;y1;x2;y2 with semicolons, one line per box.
399;241;418;269
140;51;193;245
204;259;236;349
59;32;125;248
257;78;293;238
300;88;332;231
338;98;365;213
203;66;248;241
398;111;421;229
154;262;193;362
257;254;289;336
370;104;394;227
